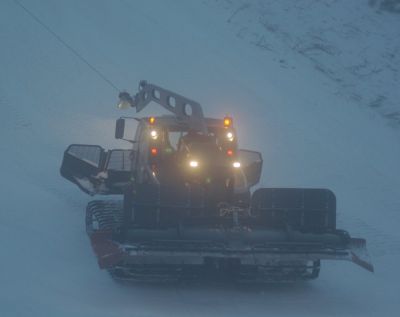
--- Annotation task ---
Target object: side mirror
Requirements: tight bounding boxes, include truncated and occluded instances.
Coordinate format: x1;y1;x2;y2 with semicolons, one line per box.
115;118;125;139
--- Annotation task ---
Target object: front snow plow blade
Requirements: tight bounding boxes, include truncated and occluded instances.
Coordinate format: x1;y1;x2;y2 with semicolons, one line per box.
89;227;373;282
86;196;373;283
347;238;374;272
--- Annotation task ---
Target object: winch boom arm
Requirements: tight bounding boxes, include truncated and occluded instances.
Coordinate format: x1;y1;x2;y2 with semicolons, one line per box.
119;81;207;133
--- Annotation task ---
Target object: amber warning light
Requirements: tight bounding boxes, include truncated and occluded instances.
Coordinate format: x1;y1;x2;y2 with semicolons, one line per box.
223;116;232;127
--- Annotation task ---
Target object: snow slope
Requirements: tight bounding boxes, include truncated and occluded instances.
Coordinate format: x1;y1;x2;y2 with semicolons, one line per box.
207;0;400;126
1;0;399;316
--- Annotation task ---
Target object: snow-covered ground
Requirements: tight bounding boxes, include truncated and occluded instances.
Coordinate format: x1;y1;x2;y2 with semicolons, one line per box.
207;0;400;126
1;0;399;316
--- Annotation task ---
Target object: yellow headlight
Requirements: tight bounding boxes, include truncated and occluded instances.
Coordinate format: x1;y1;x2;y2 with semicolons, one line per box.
233;161;241;168
150;130;158;140
189;160;199;168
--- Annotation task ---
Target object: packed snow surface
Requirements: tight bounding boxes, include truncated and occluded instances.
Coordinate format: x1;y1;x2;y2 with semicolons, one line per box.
1;0;399;316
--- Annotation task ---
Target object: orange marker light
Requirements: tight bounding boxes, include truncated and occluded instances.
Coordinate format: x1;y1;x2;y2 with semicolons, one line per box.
227;149;234;156
149;116;156;124
223;116;232;127
150;147;158;156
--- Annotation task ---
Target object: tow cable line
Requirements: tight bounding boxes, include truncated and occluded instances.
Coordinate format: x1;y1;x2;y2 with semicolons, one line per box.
13;0;120;92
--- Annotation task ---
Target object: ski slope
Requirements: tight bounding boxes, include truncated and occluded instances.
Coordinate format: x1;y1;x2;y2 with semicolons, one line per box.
1;0;399;316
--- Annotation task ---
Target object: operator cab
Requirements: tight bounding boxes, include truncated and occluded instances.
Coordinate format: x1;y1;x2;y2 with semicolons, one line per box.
130;115;241;183
60;113;262;199
116;116;257;210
